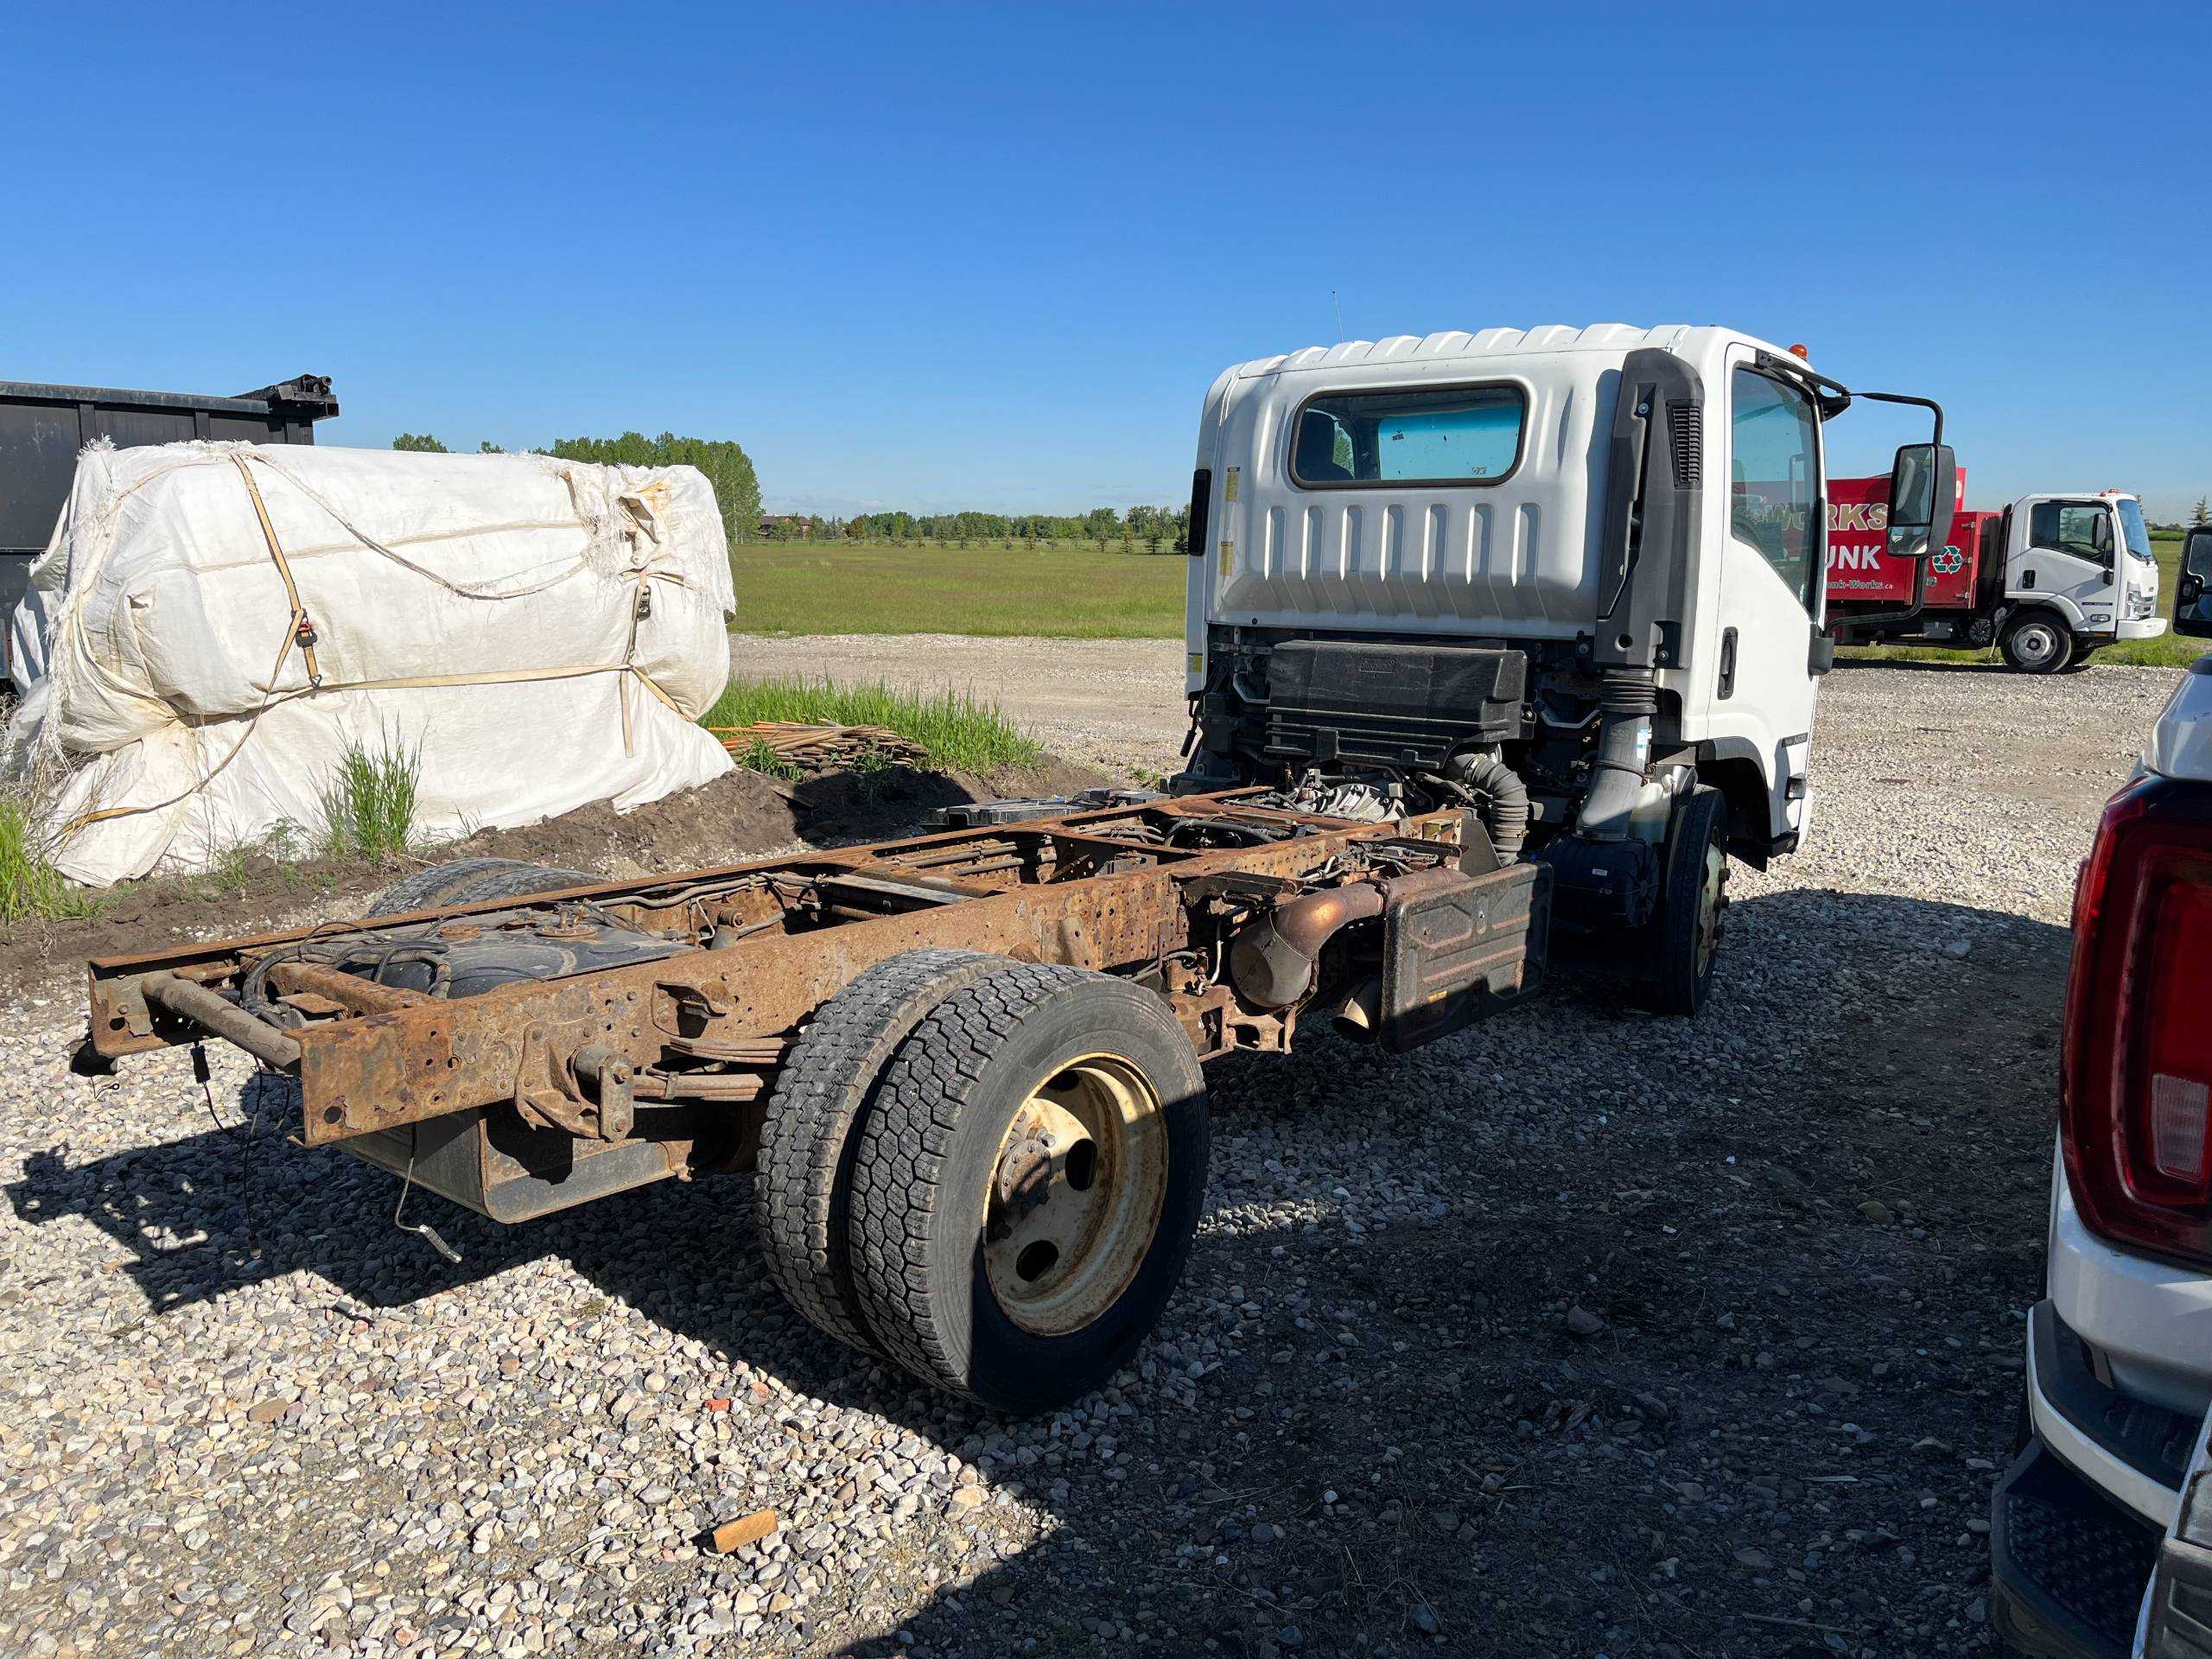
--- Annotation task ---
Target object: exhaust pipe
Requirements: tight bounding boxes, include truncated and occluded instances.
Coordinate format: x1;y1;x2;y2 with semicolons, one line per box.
1313;975;1382;1039
1229;884;1385;1008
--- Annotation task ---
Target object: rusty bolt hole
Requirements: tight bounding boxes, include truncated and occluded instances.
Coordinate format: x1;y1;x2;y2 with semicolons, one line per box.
1015;1241;1059;1282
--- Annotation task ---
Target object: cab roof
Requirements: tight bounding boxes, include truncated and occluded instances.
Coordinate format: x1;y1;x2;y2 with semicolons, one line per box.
1228;323;1804;379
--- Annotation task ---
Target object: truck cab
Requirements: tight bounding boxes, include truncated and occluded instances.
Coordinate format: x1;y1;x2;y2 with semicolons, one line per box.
1175;323;1942;1014
1995;489;2165;672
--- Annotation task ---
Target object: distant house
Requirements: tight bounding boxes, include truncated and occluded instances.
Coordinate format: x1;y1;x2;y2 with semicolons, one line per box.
757;514;818;539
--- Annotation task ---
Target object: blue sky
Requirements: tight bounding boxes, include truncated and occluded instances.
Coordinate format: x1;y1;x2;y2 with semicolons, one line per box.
7;3;2208;518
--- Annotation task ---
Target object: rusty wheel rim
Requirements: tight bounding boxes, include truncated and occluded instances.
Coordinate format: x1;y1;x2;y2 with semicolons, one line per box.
1694;835;1727;981
982;1052;1169;1338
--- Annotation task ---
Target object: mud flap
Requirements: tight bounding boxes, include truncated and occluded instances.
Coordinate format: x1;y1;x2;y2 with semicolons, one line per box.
1377;863;1549;1053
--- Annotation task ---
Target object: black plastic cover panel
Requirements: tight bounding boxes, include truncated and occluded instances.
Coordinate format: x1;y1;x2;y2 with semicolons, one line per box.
1378;862;1548;1052
1263;641;1526;769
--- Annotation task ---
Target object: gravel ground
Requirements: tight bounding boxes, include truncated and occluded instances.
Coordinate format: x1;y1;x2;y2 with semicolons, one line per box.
0;651;2190;1658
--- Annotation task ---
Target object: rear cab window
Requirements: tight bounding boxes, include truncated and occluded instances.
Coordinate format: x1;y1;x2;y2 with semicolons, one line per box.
1728;366;1821;610
1288;385;1525;487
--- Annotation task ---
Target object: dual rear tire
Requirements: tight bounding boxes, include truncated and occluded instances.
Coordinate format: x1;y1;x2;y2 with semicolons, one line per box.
758;952;1209;1413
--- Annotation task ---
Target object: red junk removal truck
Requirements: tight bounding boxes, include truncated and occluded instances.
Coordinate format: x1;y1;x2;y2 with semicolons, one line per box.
1822;468;2165;673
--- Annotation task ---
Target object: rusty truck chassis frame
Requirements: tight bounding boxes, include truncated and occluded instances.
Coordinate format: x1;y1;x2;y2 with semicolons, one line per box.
83;790;1546;1226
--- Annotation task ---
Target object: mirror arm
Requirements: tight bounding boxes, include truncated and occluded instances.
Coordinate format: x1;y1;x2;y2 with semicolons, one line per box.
1826;391;1948;635
1856;391;1946;453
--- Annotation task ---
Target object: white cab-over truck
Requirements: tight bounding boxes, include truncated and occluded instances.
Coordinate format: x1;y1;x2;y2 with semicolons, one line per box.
1981;491;2166;672
1177;322;1948;1011
75;323;1948;1414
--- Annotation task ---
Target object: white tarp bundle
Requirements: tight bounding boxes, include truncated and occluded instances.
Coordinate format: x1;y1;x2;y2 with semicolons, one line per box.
4;441;735;886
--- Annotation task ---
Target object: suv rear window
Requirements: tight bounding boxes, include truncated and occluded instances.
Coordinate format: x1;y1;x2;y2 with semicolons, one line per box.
1289;385;1524;488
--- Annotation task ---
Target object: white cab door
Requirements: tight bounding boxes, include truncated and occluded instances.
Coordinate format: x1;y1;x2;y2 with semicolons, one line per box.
2013;499;2120;616
1709;347;1825;845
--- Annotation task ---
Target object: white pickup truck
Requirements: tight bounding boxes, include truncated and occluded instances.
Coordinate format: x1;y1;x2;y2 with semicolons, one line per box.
1993;557;2212;1657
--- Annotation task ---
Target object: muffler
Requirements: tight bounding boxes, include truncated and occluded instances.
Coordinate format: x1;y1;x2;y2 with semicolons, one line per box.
1229;884;1385;1008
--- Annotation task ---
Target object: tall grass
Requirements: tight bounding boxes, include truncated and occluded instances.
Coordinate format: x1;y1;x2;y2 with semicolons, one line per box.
0;793;93;924
704;677;1041;772
318;729;423;860
733;737;801;781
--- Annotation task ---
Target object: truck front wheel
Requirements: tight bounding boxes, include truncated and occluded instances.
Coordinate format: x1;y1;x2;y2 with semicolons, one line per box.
846;963;1208;1413
2000;613;2073;674
1643;786;1728;1018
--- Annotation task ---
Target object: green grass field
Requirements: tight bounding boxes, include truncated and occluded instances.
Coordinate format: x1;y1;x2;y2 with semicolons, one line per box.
730;539;1185;639
733;533;2202;666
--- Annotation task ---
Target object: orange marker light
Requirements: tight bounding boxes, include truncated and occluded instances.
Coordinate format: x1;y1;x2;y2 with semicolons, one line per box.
1789;343;1810;359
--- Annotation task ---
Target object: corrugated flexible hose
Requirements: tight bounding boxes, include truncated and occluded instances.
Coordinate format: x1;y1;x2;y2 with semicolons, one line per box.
1445;750;1530;861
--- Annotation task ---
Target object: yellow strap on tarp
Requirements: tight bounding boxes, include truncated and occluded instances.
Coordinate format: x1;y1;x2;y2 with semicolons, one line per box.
229;454;321;688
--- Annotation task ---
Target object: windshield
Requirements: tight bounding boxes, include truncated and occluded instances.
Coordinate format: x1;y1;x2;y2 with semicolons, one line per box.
2118;498;2157;563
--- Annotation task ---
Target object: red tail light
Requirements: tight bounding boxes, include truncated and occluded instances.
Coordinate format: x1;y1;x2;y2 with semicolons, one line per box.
2062;773;2212;1263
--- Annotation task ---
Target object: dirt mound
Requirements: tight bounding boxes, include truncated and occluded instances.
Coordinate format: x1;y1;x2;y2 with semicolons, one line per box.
1;755;1108;995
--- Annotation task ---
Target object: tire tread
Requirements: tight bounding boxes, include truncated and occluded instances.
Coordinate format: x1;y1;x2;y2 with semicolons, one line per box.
755;949;1006;1354
365;858;598;917
847;963;1096;1397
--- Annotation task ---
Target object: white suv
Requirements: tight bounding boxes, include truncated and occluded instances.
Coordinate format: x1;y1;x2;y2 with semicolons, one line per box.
1993;632;2212;1656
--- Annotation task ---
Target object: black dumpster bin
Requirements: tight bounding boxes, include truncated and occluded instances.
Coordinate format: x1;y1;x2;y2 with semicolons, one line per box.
1;374;338;681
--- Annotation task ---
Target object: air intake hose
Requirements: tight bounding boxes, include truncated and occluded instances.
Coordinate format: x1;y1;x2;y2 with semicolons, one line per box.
1577;669;1656;842
1444;750;1530;861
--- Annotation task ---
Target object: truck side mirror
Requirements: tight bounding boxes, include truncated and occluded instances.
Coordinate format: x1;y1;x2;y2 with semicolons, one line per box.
1884;442;1956;561
2179;528;2212;639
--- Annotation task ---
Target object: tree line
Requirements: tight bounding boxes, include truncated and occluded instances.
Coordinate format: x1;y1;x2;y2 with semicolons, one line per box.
800;505;1193;554
389;432;1202;552
390;431;762;553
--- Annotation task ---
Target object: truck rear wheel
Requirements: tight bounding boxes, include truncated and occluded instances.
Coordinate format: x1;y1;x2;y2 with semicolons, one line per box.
755;948;1009;1354
847;963;1208;1412
1643;787;1728;1018
2000;613;2073;674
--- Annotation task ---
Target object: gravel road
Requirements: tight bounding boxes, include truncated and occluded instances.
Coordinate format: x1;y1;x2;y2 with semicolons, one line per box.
0;649;2189;1658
